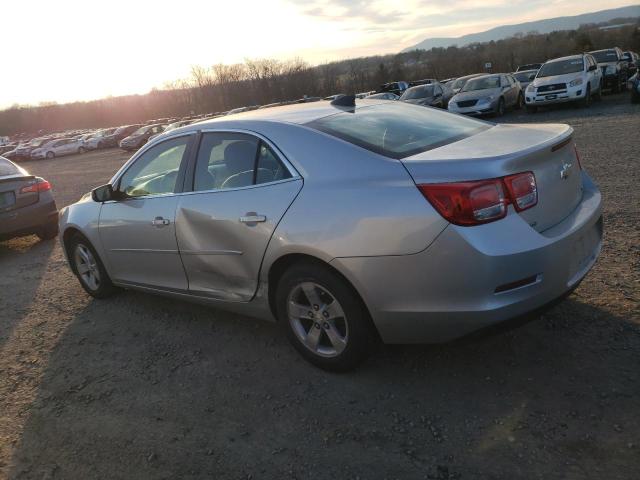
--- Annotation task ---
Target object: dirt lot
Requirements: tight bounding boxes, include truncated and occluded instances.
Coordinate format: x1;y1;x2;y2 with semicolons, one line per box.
1;94;639;480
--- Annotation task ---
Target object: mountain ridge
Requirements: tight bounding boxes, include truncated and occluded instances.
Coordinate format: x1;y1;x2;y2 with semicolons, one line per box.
402;5;640;52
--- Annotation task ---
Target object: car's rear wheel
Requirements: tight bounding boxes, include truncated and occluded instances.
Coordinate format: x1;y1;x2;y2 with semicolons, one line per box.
46;151;55;159
68;235;117;298
276;262;376;371
37;220;59;241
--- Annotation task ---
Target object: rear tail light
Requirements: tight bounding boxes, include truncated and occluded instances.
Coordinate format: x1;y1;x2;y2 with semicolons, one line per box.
503;172;537;212
418;171;537;226
19;177;52;194
573;145;582;170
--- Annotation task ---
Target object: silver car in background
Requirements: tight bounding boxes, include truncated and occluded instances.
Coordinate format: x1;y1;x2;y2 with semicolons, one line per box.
448;74;523;116
513;69;538;91
31;137;86;159
59;100;602;371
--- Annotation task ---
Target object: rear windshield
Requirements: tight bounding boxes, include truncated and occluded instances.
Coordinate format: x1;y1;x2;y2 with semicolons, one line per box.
591;50;617;63
0;158;20;176
306;103;489;159
400;85;434;100
538;59;584;77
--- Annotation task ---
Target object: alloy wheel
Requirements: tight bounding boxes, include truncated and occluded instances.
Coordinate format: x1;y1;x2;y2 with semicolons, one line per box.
74;244;101;291
287;282;349;358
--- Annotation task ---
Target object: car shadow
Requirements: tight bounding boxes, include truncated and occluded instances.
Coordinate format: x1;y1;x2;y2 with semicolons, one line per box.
0;235;56;350
5;293;639;479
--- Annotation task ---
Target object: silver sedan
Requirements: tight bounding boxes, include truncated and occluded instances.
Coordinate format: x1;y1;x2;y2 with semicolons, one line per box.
59;99;603;371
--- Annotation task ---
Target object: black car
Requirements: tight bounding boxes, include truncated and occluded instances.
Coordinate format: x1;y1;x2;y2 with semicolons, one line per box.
399;81;451;108
629;71;640;104
408;78;436;87
622;51;639;75
378;81;409;96
101;124;143;148
589;48;629;93
0;156;58;241
119;124;165;151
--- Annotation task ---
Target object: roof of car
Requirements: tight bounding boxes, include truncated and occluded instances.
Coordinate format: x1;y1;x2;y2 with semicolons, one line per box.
547;54;587;63
194;99;388;126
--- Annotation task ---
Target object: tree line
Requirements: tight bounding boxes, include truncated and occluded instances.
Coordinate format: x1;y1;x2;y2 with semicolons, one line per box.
1;17;638;136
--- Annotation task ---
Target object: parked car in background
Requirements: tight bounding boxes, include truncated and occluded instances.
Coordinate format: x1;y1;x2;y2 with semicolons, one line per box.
31;137;86;159
84;128;117;150
622;51;639;75
448;73;522;116
408;78;435;87
399;81;451;108
525;53;602;112
12;138;52;161
378;81;409;96
355;91;375;99
119;124;165;151
449;73;484;94
0;156;58;241
59;100;602;371
148;120;193;142
516;63;543;72
366;92;399;100
589;47;629;93
513;69;538;91
101;124;143;148
629;71;640;103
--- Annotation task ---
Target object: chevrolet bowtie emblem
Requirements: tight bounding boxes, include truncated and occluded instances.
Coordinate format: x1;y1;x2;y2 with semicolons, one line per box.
560;162;572;180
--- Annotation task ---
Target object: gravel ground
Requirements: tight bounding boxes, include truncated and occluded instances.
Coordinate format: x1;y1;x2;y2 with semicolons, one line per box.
1;94;639;480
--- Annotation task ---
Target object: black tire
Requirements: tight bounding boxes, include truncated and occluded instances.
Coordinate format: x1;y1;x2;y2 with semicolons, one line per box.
580;85;592;108
516;93;524;109
46;151;55;159
36;221;59;241
495;98;505;117
78;146;86;154
67;234;118;299
276;262;376;372
526;105;537;113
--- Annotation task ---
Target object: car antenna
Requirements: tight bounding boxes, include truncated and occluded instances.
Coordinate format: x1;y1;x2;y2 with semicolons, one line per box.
330;94;356;108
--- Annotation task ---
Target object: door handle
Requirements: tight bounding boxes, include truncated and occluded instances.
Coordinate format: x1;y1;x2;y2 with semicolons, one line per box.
239;213;266;224
151;216;170;227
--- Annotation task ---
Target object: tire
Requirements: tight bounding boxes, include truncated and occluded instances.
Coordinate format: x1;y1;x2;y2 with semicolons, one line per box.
526;105;537;113
78;147;86;154
580;85;592;108
516;93;524;109
495;98;505;117
37;221;59;241
46;151;55;159
594;83;602;101
67;234;118;299
276;262;376;372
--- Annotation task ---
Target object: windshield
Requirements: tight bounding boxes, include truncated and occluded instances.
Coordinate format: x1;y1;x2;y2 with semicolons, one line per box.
306;102;489;160
462;76;500;92
514;71;535;82
400;85;434;100
591;50;617;63
132;126;149;136
537;59;584;77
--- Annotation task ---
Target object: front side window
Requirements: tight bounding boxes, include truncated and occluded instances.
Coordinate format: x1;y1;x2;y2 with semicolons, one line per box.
193;132;291;192
118;136;189;197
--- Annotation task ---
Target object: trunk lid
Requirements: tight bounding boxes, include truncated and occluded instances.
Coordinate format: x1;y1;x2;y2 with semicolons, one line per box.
0;174;39;212
401;123;583;232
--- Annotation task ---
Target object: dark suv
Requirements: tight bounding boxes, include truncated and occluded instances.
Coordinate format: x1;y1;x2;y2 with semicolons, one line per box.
589;47;629;93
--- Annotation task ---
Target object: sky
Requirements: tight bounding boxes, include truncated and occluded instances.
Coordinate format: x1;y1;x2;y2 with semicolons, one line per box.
2;0;636;108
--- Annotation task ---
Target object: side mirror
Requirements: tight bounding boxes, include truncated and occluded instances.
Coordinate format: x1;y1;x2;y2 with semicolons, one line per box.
588;64;597;71
91;184;114;202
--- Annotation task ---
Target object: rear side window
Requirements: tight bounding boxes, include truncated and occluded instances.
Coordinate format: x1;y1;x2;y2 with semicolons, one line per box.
307;103;489;159
193;133;291;192
0;158;20;176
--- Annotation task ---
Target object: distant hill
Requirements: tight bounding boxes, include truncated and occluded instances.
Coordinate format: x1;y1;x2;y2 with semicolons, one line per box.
402;5;640;52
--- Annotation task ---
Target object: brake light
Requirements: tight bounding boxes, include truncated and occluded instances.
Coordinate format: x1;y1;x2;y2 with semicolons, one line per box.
418;171;537;226
418;179;508;226
503;172;537;212
573;145;582;170
19;177;51;194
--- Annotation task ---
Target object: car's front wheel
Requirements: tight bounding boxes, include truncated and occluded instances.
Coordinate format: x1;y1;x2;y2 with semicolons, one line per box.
516;93;524;109
495;98;505;116
580;85;592;107
78;146;86;154
68;235;118;298
276;262;376;371
46;151;55;159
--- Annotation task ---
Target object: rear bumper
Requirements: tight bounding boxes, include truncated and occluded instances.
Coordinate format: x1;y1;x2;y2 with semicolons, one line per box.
0;194;58;240
332;172;602;344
